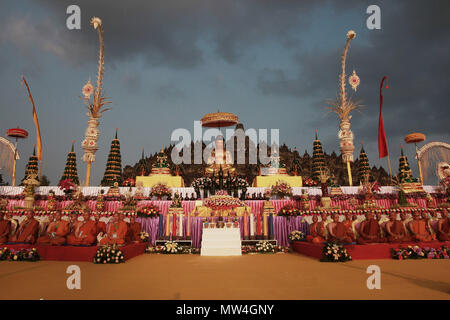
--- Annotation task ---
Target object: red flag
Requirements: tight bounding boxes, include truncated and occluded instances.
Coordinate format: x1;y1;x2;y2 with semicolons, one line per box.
378;76;389;158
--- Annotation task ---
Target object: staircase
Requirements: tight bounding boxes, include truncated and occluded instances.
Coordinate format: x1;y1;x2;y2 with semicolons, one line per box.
200;227;242;256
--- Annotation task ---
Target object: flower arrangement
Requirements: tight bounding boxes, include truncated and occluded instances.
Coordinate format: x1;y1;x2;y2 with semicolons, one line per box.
150;183;172;199
140;232;149;242
216;190;229;196
136;204;160;218
203;195;245;210
191;177;212;189
93;244;125;264
303;177;318;187
145;242;199;254
269;181;293;198
0;248;40;262
234;177;249;189
256;240;275;253
241;243;289;254
123;178;135;187
289;230;305;242
278;204;303;217
321;242;352;262
391;245;449;260
58;179;77;194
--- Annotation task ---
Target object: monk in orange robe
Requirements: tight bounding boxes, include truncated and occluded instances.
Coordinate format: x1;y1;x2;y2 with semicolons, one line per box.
8;211;39;244
67;211;97;246
342;213;356;242
0;212;11;244
68;214;78;234
37;211;69;245
437;209;449;241
306;213;328;244
93;213;107;236
126;216;142;243
327;213;353;244
409;212;434;242
356;212;386;245
99;213;127;246
5;212;19;238
385;212;410;243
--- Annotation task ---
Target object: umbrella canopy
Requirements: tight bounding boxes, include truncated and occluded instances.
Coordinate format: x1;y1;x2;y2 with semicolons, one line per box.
201;112;238;128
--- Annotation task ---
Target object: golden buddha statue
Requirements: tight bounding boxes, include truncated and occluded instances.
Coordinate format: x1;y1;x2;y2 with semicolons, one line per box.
205;135;235;176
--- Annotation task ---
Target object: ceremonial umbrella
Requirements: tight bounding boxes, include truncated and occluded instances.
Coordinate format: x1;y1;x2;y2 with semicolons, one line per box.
6;127;29;186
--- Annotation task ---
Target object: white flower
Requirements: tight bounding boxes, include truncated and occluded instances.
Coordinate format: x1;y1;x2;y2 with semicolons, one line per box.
82;80;94;98
347;30;356;40
90;17;102;29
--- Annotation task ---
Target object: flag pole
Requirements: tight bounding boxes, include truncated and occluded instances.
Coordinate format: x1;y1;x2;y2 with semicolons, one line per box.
386;154;393;184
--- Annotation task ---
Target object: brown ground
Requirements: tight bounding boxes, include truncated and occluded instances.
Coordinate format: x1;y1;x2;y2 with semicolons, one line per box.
0;253;449;300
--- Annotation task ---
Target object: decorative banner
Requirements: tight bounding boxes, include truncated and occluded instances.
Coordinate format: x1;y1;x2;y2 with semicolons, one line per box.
21;76;42;161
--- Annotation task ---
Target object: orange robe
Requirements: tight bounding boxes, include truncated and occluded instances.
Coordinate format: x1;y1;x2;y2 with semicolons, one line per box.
95;221;107;235
356;219;386;244
36;220;69;245
342;220;356;242
9;219;39;244
409;219;434;242
67;220;97;246
306;221;326;244
328;222;353;244
0;220;11;244
126;222;142;243
99;221;127;246
437;218;449;241
386;220;411;243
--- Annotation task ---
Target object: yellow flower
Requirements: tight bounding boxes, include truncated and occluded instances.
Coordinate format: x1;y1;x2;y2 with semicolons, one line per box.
347;30;356;40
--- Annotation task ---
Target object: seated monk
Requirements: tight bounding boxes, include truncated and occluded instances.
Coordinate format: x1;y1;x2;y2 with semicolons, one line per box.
5;212;19;238
409;212;434;242
126;216;142;243
36;211;69;245
99;213;127;246
306;213;328;244
356;212;386;245
437;209;449;241
327;213;353;244
385;212;410;243
0;212;11;244
342;212;356;242
93;213;107;237
67;211;97;246
68;214;78;234
8;210;39;244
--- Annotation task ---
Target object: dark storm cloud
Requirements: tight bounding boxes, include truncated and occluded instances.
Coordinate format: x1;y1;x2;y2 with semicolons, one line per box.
155;83;186;100
257;0;450;145
32;0;327;68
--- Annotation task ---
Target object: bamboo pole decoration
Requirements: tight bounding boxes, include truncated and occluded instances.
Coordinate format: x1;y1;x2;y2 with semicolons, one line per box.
327;30;363;187
81;17;111;187
386;155;393;184
415;143;424;184
11;139;18;187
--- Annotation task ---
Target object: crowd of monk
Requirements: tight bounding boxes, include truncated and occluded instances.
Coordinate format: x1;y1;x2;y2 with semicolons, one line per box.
306;208;450;245
0;210;143;246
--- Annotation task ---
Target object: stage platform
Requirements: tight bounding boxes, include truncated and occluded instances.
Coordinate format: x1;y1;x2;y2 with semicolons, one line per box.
292;240;450;260
2;242;147;262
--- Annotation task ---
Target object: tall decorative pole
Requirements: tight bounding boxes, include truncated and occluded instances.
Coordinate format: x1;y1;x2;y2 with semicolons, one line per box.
327;30;362;186
81;17;111;186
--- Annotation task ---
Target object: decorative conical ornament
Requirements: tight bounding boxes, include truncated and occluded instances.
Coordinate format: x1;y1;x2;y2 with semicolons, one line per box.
349;70;360;91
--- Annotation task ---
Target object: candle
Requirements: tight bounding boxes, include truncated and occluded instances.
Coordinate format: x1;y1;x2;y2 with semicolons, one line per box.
166;214;170;237
186;212;191;237
158;214;163;237
250;213;254;238
256;213;261;236
269;213;273;238
263;213;268;237
178;213;183;237
172;213;177;238
243;211;248;238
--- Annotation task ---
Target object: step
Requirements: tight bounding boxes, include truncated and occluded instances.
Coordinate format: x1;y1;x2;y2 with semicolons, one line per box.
201;247;242;256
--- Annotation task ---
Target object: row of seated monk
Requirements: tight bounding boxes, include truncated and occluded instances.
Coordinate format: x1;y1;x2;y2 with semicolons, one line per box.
306;208;450;245
0;210;143;246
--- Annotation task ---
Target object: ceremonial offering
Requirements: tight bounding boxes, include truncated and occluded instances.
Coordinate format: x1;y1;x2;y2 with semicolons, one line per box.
269;181;293;199
150;147;172;175
150;183;172;200
203;195;245;211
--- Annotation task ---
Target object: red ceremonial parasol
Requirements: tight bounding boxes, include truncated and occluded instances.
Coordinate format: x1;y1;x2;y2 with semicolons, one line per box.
6;127;29;186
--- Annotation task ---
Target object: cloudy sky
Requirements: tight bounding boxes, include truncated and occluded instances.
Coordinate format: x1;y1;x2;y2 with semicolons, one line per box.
0;0;448;185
